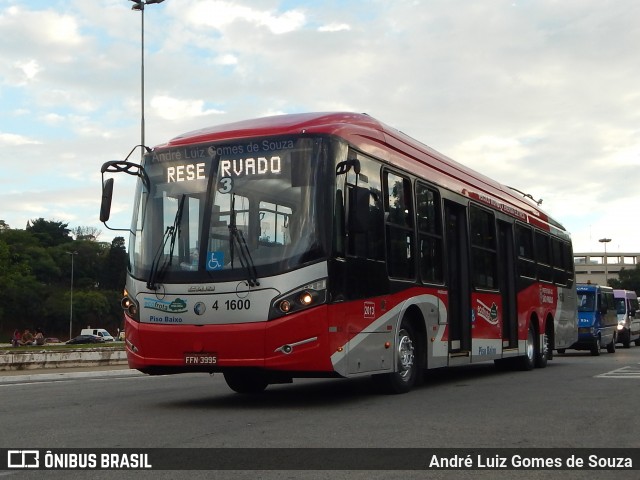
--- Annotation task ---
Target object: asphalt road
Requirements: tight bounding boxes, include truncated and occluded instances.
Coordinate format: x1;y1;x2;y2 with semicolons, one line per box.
1;347;639;480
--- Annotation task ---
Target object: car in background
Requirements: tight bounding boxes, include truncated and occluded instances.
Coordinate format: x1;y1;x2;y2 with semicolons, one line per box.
80;328;115;342
614;289;640;348
571;284;617;355
66;335;106;345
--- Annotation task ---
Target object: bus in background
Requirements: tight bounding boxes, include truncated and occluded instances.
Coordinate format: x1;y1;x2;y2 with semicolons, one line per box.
613;289;640;348
571;284;617;355
99;112;578;394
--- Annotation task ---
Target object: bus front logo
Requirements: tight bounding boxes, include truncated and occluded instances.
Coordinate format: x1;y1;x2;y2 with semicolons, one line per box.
144;297;188;314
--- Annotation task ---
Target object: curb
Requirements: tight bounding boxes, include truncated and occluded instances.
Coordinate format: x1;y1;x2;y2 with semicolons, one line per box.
0;348;127;371
0;368;142;384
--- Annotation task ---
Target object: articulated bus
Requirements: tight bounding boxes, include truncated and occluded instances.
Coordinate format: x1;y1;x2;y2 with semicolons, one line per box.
100;112;578;394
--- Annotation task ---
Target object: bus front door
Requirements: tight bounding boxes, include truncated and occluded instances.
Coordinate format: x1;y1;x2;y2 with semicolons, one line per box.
444;201;471;355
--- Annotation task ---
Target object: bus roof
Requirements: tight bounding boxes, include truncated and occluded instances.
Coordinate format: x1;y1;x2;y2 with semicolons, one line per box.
159;112;567;235
577;284;613;292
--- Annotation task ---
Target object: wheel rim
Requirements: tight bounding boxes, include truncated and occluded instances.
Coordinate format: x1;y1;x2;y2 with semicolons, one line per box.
397;329;415;381
526;327;535;362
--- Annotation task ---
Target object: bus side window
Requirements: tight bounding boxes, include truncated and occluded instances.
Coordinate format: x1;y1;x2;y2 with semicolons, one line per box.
416;182;443;283
384;171;415;279
343;154;384;260
535;231;553;282
563;241;575;286
515;224;536;279
469;205;497;289
551;237;567;286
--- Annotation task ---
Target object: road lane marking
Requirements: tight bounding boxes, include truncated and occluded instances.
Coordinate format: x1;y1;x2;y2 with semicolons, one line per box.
596;364;640;378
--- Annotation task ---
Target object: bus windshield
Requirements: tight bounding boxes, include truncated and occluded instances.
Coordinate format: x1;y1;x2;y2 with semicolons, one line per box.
128;136;332;285
577;292;595;312
614;298;626;314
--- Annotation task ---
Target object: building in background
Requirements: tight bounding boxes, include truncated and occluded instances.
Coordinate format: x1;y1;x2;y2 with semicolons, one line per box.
574;252;640;285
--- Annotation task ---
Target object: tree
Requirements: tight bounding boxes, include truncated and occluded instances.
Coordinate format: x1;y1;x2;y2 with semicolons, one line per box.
22;245;61;284
100;237;127;290
72;291;113;333
26;218;72;247
0;221;127;339
73;226;102;241
608;265;640;293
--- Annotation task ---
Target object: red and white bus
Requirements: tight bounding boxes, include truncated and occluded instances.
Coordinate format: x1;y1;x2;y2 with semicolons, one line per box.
100;112;578;394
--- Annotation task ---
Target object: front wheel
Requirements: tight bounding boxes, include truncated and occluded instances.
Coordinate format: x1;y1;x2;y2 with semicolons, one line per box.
606;335;616;354
621;331;630;348
518;323;535;371
223;370;269;394
373;320;419;394
590;337;601;356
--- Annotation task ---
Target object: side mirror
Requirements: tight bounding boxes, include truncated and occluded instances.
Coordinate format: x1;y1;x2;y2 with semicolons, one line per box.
100;178;114;222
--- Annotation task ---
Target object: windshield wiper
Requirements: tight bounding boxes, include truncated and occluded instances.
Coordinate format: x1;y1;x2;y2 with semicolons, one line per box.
228;194;260;287
147;194;186;290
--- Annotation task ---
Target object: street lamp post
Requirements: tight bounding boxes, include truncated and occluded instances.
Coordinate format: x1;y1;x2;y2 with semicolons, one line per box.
599;238;611;284
67;251;78;341
130;0;165;154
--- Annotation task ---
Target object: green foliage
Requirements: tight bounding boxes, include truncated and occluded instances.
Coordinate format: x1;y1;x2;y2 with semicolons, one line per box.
101;237;128;290
0;222;127;340
607;265;640;294
26;218;73;247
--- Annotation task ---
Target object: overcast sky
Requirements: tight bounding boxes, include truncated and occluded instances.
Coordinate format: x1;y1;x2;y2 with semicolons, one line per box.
1;0;638;254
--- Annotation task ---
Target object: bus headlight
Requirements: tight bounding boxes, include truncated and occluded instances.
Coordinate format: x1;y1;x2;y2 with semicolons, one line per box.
279;300;292;313
299;291;314;306
121;290;140;321
270;279;327;319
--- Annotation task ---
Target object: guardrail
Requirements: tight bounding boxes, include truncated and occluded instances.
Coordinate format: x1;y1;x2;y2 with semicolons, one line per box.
0;347;127;371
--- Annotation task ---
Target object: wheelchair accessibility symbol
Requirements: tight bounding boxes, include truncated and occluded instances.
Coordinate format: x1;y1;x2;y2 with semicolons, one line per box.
206;251;224;271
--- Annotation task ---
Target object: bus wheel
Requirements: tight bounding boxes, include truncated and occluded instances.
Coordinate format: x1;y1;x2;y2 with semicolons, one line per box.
535;331;548;369
518;324;535;371
590;337;601;356
223;370;269;394
373;320;418;394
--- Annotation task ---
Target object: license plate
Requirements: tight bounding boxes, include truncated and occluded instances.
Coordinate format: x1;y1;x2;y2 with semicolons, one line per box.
184;353;217;365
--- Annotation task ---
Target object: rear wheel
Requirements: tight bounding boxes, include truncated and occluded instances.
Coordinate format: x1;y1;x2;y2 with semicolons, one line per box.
535;330;549;368
223;370;269;394
373;320;419;394
635;337;640;347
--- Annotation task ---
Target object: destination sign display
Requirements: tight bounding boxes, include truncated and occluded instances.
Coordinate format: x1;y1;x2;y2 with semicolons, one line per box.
219;156;282;178
151;137;297;185
216;138;295;179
